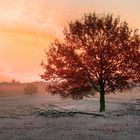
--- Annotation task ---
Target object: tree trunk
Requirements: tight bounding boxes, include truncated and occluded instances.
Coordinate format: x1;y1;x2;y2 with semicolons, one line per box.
99;83;105;112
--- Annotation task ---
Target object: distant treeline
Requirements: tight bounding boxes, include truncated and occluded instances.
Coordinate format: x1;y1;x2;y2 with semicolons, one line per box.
0;81;47;96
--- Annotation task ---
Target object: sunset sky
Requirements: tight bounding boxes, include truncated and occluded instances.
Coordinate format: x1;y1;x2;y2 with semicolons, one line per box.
0;0;140;82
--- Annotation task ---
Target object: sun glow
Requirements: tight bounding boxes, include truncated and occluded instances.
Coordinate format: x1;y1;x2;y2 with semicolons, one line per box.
0;0;140;82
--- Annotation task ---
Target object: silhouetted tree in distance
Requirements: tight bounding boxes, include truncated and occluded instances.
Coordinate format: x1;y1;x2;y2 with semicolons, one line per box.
41;13;140;112
24;83;38;96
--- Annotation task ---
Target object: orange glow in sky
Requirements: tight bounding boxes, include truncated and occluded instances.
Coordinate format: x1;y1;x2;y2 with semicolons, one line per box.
0;0;140;82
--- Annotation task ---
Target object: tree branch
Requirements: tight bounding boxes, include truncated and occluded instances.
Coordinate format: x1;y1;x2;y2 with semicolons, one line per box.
31;104;105;117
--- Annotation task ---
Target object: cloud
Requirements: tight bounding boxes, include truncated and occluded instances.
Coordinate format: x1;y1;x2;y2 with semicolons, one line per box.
0;0;90;82
0;0;67;40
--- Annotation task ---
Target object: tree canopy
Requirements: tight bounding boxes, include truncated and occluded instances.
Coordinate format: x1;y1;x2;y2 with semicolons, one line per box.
41;13;140;111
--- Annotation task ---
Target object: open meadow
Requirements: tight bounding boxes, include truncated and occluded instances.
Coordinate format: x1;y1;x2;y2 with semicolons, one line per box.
0;83;139;140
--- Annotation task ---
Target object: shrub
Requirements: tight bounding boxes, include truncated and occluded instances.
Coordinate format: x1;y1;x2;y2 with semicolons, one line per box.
24;83;38;95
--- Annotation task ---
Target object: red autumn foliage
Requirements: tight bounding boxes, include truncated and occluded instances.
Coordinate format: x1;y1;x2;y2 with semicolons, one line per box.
41;13;140;112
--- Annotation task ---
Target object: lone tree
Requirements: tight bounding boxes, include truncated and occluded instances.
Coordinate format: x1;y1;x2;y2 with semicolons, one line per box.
41;13;140;112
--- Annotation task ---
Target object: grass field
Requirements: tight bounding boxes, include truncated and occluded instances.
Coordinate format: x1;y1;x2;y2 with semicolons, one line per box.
0;83;139;140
